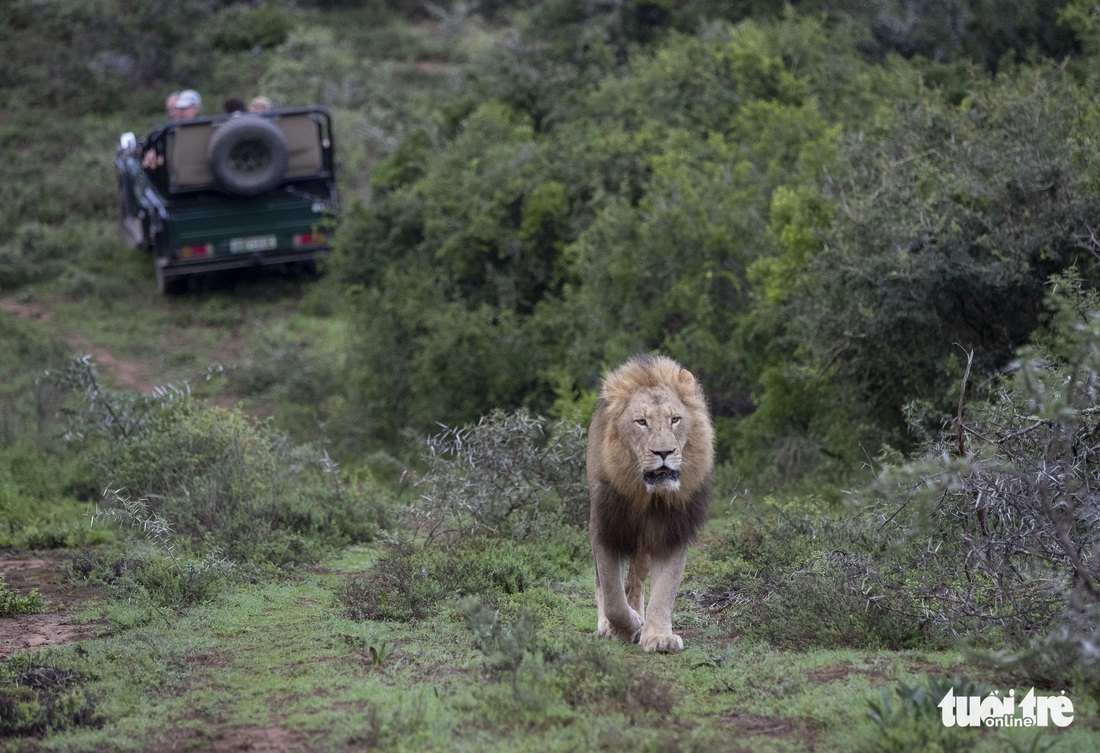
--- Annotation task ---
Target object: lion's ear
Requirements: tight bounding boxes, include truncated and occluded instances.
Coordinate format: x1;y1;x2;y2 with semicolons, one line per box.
678;369;697;388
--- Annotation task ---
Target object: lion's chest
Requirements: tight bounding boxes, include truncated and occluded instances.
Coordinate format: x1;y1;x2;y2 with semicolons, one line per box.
591;480;709;558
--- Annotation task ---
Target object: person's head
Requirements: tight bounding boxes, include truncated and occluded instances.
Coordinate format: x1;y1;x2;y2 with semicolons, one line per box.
248;96;272;114
173;89;202;120
223;96;246;114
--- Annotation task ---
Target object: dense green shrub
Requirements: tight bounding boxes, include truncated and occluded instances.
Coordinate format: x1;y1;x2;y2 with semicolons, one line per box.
2;0;218;111
338;409;588;623
260;26;368;108
0;658;100;738
335;15;865;456
831;0;1078;72
701;515;941;650
0;576;47;617
754;553;940;650
0;316;71;433
93;399;391;568
786;68;1100;445
863;676;990;753
69;536;233;610
459;596;676;717
325;2;1100;488
551;642;674;716
336;535;584;622
866;280;1100;689
0;440;109;549
209;3;294;52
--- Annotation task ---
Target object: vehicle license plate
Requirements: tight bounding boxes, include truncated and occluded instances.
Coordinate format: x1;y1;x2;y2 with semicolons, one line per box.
229;234;277;253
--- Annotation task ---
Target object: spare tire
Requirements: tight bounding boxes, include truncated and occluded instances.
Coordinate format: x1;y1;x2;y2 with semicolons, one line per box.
207;116;288;196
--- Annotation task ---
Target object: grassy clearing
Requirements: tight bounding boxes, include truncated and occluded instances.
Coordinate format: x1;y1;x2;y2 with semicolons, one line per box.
2;297;1097;750
6;527;1097;752
2;247;350;452
4;271;1099;751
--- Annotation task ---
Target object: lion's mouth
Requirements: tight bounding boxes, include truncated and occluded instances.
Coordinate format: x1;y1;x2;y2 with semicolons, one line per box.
643;467;680;485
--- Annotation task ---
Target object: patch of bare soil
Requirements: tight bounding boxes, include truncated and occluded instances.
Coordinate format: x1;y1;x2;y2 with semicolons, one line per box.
0;297;50;322
0;555;106;659
0;297;156;394
149;723;314;753
69;337;156;394
720;711;821;750
806;659;893;685
200;726;311;752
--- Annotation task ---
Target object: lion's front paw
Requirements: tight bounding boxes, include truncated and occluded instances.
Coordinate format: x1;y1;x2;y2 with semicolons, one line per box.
638;628;684;654
598;608;644;643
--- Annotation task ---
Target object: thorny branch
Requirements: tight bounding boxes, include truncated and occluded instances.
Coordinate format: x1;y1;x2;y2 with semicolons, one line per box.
411;410;588;545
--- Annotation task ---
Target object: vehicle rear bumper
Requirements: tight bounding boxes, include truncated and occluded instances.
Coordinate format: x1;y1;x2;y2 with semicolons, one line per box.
156;246;330;279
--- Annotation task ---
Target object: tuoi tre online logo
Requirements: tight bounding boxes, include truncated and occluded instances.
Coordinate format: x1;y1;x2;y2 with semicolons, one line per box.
938;687;1074;728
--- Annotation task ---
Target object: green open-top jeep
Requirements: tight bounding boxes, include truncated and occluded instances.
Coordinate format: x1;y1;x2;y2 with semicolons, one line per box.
116;106;339;293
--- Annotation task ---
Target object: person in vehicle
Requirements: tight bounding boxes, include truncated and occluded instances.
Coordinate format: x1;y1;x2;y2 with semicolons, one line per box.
248;96;273;114
144;89;203;168
173;89;202;119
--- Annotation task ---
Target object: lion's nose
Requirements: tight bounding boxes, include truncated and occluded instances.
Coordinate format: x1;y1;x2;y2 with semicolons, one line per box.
652;450;672;461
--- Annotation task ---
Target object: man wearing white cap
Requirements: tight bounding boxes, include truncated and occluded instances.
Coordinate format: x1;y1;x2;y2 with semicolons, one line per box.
172;89;202;120
143;88;204;168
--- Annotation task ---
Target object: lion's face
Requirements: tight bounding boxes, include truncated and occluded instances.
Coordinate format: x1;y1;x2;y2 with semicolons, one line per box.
618;386;691;494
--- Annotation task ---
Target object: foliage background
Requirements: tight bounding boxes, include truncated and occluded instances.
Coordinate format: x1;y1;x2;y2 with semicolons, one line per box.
4;1;1100;749
3;0;1099;484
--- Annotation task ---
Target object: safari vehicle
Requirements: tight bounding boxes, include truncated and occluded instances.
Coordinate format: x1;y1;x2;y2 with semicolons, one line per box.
115;106;338;293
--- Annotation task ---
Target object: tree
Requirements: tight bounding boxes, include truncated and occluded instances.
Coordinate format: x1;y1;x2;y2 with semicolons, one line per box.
786;67;1100;446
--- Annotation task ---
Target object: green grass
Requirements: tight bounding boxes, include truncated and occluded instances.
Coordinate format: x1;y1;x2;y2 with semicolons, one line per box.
3;240;350;449
0;577;48;617
5;534;1096;753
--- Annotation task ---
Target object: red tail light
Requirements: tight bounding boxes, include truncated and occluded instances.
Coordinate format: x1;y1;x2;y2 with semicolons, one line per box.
180;243;213;259
293;232;326;248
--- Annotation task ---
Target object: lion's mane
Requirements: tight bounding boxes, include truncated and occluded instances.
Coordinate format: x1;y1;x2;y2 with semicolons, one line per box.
587;354;715;559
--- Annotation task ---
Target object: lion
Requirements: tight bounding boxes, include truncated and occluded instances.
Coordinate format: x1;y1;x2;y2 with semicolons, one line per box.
587;354;714;653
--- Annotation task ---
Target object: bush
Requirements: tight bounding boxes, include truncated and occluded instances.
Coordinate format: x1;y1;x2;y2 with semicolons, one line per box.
991;601;1100;702
0;657;100;738
69;540;232;610
209;3;294;52
747;552;933;651
88;492;236;608
260;26;366;107
334;17;855;450
702;515;939;650
863;676;990;753
410;410;588;543
92;398;391;568
867;278;1100;686
0;314;71;443
461;597;541;681
45;355;174;442
789;68;1100;444
459;596;675;718
0;576;47;617
0;441;107;550
335;535;584;623
0;222;78;290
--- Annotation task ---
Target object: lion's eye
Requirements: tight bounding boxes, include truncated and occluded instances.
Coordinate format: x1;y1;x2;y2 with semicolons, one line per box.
671;416;682;426
635;418;648;428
